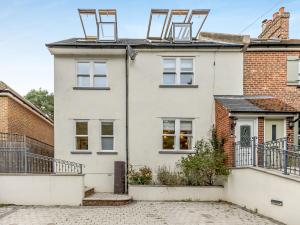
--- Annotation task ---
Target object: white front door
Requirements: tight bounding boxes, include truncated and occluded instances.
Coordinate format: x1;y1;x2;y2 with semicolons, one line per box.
235;118;257;166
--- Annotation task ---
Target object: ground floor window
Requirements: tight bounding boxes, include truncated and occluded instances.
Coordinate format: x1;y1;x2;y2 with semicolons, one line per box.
162;119;193;150
75;121;88;150
101;121;114;150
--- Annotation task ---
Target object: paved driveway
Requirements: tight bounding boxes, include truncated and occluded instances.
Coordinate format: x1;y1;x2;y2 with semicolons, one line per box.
0;202;280;225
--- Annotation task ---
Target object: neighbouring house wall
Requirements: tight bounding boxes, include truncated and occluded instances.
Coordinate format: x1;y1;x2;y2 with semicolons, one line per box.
215;100;234;166
0;174;84;206
244;51;300;110
225;168;300;225
129;50;243;172
0;96;53;146
54;54;126;192
0;97;8;133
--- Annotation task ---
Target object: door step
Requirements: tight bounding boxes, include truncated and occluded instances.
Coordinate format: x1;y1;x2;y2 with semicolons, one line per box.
84;187;95;198
82;192;132;206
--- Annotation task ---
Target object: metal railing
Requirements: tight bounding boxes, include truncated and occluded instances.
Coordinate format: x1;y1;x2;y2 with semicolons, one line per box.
0;150;83;174
235;137;300;176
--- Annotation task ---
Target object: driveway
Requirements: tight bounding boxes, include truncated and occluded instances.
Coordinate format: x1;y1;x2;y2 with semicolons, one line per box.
0;201;280;225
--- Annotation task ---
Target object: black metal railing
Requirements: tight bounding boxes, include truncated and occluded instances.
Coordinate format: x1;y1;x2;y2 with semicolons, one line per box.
234;136;300;176
0;150;83;174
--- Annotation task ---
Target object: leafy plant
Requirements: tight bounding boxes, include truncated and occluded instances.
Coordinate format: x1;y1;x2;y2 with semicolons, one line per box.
157;166;184;186
178;129;230;186
128;165;152;185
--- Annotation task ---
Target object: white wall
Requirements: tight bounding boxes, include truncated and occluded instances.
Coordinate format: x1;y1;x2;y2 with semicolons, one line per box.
225;168;300;225
0;174;84;206
129;185;224;201
54;54;126;192
128;50;243;172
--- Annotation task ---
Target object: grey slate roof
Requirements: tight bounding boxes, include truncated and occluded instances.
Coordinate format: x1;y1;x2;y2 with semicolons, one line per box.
46;38;243;48
215;95;298;113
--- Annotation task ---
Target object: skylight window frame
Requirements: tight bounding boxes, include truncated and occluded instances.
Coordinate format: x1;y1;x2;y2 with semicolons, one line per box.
186;9;210;39
147;9;169;40
164;9;189;40
78;9;98;40
98;9;118;42
172;22;192;43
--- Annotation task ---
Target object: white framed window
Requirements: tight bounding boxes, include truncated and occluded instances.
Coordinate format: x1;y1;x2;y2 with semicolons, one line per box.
75;121;88;150
101;121;114;150
76;61;108;88
162;119;193;150
162;57;194;85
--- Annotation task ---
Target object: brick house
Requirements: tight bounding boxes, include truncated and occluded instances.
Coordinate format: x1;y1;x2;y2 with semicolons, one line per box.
0;81;54;146
215;7;300;166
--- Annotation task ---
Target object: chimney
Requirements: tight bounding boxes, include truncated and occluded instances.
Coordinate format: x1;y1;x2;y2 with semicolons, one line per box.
259;7;290;39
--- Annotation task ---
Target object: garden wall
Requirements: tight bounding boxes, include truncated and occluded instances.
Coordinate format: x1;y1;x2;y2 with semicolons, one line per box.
0;174;84;206
129;185;224;201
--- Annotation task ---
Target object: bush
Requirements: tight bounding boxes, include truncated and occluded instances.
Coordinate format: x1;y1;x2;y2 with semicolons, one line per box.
178;129;230;186
128;165;152;185
157;166;184;186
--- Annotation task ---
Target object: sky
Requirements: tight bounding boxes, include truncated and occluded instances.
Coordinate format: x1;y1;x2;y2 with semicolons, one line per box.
0;0;300;95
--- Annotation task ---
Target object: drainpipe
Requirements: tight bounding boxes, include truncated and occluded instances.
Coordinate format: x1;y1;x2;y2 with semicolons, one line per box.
125;46;129;194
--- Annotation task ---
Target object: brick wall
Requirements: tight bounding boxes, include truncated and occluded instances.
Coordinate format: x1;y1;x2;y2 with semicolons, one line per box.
258;117;264;144
286;117;294;145
244;51;300;111
215;100;234;167
0;95;53;146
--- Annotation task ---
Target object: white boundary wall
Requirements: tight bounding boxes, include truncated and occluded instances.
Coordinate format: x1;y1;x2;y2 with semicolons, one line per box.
129;185;224;201
224;168;300;225
0;174;84;206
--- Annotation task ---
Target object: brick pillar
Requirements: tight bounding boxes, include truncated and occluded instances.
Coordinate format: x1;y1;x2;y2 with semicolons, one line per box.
215;101;235;167
286;117;294;146
258;117;264;144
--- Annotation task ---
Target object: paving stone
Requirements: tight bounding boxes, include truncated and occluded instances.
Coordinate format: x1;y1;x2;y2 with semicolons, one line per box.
0;202;279;225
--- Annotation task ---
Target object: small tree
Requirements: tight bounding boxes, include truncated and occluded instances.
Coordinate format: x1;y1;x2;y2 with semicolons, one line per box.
25;88;54;120
178;129;230;186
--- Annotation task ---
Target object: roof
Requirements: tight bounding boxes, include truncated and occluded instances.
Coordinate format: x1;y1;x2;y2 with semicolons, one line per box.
46;38;244;49
215;95;298;114
0;81;53;124
249;38;300;47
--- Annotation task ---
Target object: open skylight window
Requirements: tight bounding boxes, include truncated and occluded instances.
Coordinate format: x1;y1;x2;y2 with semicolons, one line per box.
187;9;210;38
78;9;98;39
98;9;118;42
147;9;169;40
164;10;189;40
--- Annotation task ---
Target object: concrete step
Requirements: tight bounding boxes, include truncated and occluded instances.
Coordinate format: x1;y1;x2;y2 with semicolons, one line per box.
82;192;132;206
84;187;95;198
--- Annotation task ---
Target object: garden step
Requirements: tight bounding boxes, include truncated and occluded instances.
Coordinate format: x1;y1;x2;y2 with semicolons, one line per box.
82;192;132;206
84;187;95;198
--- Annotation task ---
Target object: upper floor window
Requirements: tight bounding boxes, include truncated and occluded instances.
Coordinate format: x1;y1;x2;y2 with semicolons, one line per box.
162;58;194;85
77;61;108;88
75;121;88;150
162;119;193;150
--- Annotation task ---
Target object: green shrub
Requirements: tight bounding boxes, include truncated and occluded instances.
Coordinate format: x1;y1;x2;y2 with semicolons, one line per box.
178;129;230;186
128;165;152;185
157;166;184;186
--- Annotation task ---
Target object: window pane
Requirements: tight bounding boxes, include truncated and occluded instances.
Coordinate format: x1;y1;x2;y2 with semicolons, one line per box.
240;125;251;147
77;62;90;74
102;137;114;150
163;73;176;85
76;122;88;135
180;135;192;150
163;136;175;149
180;59;193;72
180;73;193;85
163;120;175;134
77;75;90;87
180;121;192;134
94;63;106;75
102;122;113;135
163;59;176;72
76;137;88;150
94;76;107;87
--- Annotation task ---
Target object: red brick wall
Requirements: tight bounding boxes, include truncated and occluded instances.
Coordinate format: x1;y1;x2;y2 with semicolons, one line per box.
286;117;294;145
215;100;234;167
0;96;53;146
244;51;300;111
258;117;264;144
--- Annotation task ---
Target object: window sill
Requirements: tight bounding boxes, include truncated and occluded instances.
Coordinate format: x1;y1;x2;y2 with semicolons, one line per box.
73;87;110;90
97;151;118;155
71;151;92;154
159;150;196;154
159;85;198;88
